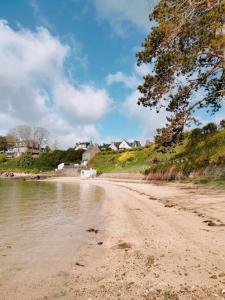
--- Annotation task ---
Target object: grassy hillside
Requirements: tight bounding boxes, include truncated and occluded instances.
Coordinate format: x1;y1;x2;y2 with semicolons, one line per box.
89;128;225;179
89;144;185;174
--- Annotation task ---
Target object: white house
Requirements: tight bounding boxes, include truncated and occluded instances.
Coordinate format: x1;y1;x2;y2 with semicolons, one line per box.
10;140;40;158
108;140;141;151
119;140;132;150
75;142;91;151
109;142;121;151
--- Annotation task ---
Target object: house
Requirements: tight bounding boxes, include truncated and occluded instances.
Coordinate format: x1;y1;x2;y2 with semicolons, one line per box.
119;140;132;150
108;140;141;151
109;142;121;151
9;140;40;158
75;142;92;151
131;140;141;148
99;143;111;151
82;144;100;165
5;148;15;158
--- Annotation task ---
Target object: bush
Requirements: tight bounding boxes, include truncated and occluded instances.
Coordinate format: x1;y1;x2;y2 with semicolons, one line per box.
202;122;217;134
0;154;7;163
16;153;35;168
64;148;84;163
220;119;225;130
118;152;134;167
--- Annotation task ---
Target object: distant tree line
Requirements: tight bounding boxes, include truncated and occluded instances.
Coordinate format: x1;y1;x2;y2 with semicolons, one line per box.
0;148;84;172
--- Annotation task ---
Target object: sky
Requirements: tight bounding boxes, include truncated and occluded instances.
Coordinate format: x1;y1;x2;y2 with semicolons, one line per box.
0;0;167;148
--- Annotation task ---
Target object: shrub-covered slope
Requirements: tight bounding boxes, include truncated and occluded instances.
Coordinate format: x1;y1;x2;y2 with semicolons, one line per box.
89;129;225;179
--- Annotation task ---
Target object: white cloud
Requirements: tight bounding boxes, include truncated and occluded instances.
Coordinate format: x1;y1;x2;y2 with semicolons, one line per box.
106;71;138;89
107;64;167;140
122;90;167;140
0;20;111;148
106;63;154;89
94;0;159;35
54;81;111;123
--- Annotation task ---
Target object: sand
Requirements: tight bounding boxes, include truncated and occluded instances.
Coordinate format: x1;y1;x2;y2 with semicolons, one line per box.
39;177;225;299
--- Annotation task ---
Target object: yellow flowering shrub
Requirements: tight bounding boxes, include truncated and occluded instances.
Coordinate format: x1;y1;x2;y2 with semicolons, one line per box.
118;152;134;166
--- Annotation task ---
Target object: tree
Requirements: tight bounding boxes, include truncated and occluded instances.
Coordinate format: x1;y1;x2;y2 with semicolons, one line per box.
5;134;16;147
137;0;225;145
219;119;225;129
64;148;84;163
202;122;218;134
33;127;49;150
0;136;7;151
11;125;32;143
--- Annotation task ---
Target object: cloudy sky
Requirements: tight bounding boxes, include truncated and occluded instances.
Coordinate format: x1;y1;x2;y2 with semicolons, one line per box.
0;0;163;148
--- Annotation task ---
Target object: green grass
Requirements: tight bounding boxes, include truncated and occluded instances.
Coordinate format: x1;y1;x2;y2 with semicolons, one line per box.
89;144;182;174
89;129;225;180
0;157;52;174
2;128;225;182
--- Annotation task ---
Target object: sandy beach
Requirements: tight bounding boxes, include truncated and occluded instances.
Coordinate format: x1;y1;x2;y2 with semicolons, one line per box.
40;177;225;299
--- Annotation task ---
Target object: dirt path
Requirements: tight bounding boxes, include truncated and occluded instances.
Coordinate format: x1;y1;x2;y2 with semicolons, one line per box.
44;178;225;299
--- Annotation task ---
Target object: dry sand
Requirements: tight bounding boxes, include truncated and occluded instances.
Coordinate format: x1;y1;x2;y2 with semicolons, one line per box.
41;177;225;300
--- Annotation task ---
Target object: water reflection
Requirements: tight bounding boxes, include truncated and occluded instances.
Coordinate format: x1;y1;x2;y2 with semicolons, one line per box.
0;179;106;299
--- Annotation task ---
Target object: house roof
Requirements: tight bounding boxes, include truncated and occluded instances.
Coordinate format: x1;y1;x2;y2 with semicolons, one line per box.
110;140;141;148
75;142;91;146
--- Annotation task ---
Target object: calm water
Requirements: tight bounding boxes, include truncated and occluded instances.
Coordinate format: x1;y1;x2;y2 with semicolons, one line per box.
0;179;105;299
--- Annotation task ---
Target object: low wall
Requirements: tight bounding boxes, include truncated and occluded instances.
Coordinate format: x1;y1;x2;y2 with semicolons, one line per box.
56;168;80;177
99;172;145;180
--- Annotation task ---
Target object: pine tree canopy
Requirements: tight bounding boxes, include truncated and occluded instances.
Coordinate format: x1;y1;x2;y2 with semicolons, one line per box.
137;0;225;146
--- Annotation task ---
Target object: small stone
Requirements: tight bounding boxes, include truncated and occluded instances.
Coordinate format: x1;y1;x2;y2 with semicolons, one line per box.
210;274;217;279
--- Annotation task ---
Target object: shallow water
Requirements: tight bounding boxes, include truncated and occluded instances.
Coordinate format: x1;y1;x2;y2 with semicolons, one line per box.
0;179;105;299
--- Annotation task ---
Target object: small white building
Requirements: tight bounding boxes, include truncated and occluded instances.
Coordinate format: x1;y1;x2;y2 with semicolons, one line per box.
80;168;97;179
74;142;91;151
57;163;79;170
57;163;65;170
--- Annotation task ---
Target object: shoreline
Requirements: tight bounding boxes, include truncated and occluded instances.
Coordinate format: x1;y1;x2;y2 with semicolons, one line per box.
42;176;225;299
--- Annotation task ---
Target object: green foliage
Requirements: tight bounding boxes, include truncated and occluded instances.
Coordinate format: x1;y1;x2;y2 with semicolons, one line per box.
220;119;225;129
0;154;7;163
137;0;225;145
90;122;225;178
0;148;84;173
191;128;202;138
0;136;7;151
64;148;84;163
202;122;217;134
89;144;180;174
16;153;35;168
117;152;135;167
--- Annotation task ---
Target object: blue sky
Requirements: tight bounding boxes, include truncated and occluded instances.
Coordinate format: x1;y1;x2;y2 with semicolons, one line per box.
0;0;165;148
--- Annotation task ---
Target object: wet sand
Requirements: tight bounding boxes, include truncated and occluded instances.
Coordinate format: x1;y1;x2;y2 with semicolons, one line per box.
1;177;225;299
43;177;225;299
